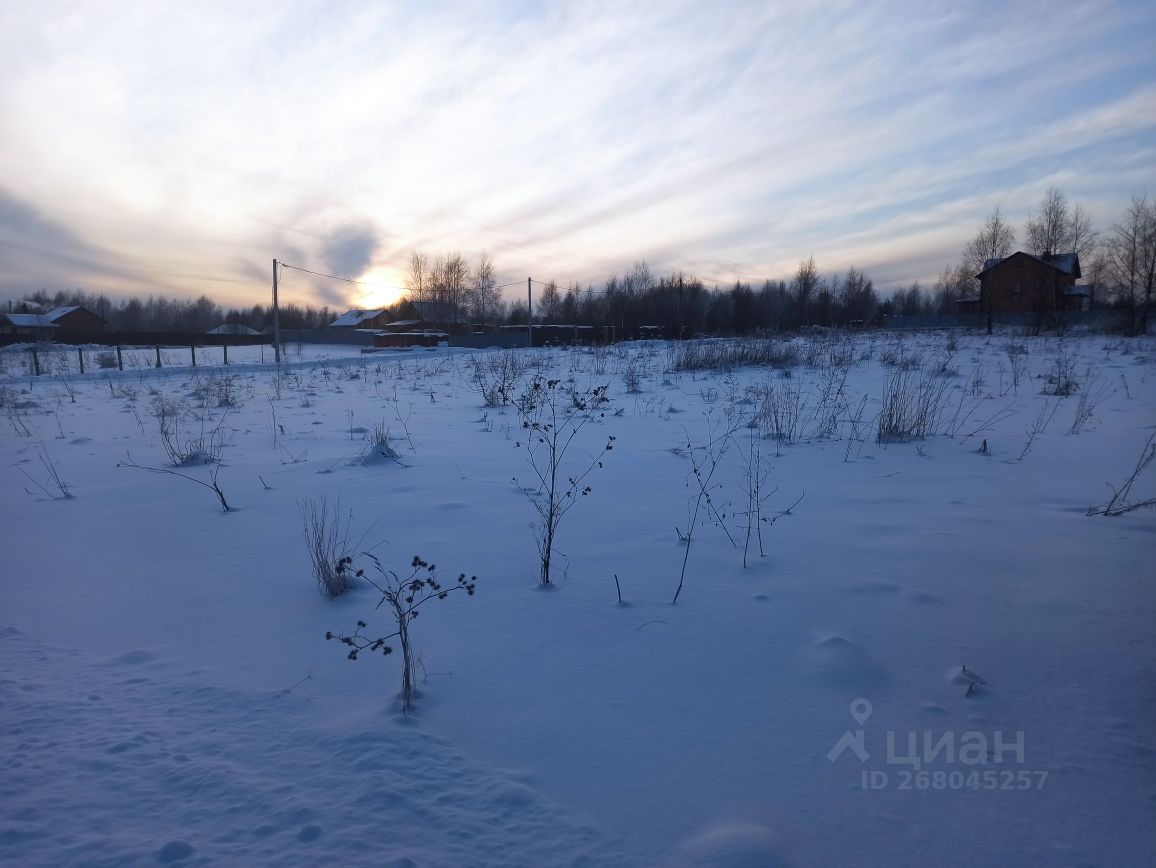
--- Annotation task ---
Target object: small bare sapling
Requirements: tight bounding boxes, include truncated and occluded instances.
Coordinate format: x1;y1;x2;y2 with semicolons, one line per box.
1087;432;1156;516
1018;398;1061;461
507;377;615;586
672;417;735;604
737;424;777;567
327;555;477;714
16;438;74;500
117;451;232;512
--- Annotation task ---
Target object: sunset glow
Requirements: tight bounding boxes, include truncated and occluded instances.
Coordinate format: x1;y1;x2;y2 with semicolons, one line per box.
1;1;1153;308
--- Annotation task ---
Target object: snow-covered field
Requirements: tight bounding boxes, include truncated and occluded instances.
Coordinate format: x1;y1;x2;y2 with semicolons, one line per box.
2;332;1153;867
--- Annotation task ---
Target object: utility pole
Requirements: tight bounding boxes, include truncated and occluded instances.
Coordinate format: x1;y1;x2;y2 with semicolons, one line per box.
272;258;282;368
527;277;533;348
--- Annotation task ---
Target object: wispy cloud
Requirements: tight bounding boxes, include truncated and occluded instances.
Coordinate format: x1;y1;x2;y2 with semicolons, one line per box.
0;0;1152;304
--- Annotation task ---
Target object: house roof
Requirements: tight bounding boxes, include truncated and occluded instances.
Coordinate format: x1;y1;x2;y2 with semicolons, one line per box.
207;323;262;335
44;305;106;323
1041;253;1080;276
977;251;1082;279
1;313;57;328
330;309;386;327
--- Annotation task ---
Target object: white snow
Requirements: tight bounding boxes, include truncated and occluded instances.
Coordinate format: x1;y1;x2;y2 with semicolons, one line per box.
1;333;1153;867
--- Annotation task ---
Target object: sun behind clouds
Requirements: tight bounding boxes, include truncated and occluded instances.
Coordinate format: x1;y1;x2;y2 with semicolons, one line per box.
350;268;407;310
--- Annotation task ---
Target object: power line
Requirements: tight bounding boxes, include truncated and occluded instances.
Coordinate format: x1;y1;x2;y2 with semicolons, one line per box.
279;262;529;296
278;262;408;293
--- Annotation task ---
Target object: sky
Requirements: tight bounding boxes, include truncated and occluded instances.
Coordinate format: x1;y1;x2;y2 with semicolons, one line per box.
1;0;1154;310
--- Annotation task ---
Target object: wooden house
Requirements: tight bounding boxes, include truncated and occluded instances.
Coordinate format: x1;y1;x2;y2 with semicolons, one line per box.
45;306;108;334
958;252;1088;316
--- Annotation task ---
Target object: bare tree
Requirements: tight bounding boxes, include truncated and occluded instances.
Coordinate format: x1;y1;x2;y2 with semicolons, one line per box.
836;268;878;323
430;252;471;318
791;257;822;328
1104;194;1156;333
933;263;973;313
1025;188;1096;259
1026;189;1069;257
537;280;561;322
1142;202;1156;334
1068;202;1098;260
467;251;500;323
622;262;653;295
893;282;928;316
963;206;1015;274
405;252;430;305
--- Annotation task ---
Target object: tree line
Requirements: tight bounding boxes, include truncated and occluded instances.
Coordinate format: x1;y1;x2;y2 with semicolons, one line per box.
7;188;1153;336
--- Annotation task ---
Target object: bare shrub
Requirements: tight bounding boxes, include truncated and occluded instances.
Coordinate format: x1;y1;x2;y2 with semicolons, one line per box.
805;365;850;440
622;357;645;393
354;421;405;465
209;374;243;408
828;345;854;368
877;367;949;442
1043;345;1080;396
749;380;807;444
669;338;799;373
149;396;225;465
299;497;359;596
466;350;529;406
1005;344;1027;394
843;395;870;461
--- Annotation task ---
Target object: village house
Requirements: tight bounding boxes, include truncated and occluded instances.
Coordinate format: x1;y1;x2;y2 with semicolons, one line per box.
0;313;58;340
328;309;394;330
207;323;263;335
958;252;1089;317
44;306;108;334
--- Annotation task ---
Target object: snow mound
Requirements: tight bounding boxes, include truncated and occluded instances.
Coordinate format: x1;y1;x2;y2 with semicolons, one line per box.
800;634;891;690
664;823;794;868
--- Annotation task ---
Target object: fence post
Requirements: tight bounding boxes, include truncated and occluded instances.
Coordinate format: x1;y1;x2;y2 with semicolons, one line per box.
31;347;41;376
223;343;228;366
155;345;162;368
116;344;123;371
77;347;85;374
190;345;196;367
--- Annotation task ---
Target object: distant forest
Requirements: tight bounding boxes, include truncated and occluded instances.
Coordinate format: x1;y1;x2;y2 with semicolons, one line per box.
3;261;953;337
6;188;1152;336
